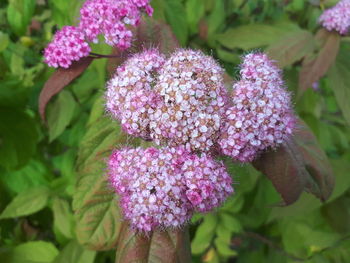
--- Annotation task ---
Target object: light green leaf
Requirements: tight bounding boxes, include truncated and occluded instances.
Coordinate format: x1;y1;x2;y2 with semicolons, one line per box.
186;0;205;34
4;160;50;194
52;197;74;239
1;241;58;263
0;32;9;52
328;43;350;126
7;0;36;36
164;0;188;45
207;0;225;37
219;213;242;233
48;90;77;142
53;240;95;263
0;186;50;219
217;22;300;50
191;213;218;254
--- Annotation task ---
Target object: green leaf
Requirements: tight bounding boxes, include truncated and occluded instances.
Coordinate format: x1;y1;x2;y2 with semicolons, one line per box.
48;90;77;142
186;0;205;34
7;0;36;36
3;160;50;194
1;241;59;263
164;0;188;45
52;197;74;239
217;22;300;50
207;0;225;38
73;97;136;250
328;43;350;126
266;30;315;68
0;108;39;170
191;214;217;254
298;29;340;98
219;213;242;233
53;240;96;263
115;223;191;263
0;186;50;219
253;119;334;205
0;31;10;52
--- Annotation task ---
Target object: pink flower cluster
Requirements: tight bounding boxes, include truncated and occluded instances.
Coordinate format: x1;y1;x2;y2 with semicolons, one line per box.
107;147;233;231
150;49;228;152
44;26;90;68
218;53;296;162
79;0;153;49
106;49;228;151
44;0;152;68
105;49;166;140
105;49;296;231
319;0;350;35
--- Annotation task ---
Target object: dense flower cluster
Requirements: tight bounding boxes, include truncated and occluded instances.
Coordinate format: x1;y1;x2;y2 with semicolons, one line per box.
105;49;296;231
149;49;228;152
44;0;152;68
105;49;165;140
107;147;233;231
319;0;350;35
44;26;90;68
106;49;228;151
218;53;295;162
79;0;153;49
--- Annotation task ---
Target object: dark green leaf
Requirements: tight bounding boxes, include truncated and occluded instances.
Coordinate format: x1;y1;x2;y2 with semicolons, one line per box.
0;108;39;170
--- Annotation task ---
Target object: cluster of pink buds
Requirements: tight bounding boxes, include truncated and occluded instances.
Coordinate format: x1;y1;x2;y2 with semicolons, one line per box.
44;0;152;68
218;53;296;162
105;48;295;231
44;26;90;68
107;147;233;231
319;0;350;35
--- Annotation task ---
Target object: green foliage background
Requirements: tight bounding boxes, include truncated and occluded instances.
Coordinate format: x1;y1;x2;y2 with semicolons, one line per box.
1;0;350;262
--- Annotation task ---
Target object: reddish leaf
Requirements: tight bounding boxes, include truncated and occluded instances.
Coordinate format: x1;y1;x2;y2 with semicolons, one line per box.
298;29;340;99
253;119;334;205
39;57;93;121
115;223;191;263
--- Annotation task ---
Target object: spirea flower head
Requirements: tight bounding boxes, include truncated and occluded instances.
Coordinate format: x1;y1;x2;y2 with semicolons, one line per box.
240;52;283;86
44;26;90;68
319;0;350;35
79;0;153;49
149;49;228;152
218;53;296;162
106;49;165;139
107;146;233;232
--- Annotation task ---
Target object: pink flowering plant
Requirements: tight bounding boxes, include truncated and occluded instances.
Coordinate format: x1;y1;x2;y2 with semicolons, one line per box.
4;0;349;261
